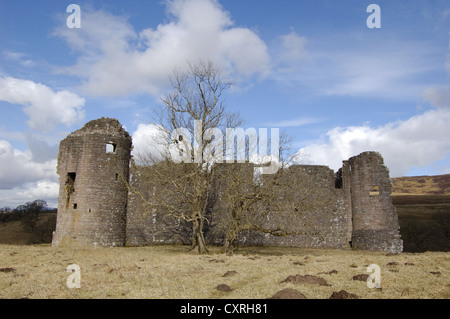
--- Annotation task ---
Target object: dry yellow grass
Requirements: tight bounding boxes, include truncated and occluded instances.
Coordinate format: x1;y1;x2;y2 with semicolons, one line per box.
0;244;448;299
0;222;31;245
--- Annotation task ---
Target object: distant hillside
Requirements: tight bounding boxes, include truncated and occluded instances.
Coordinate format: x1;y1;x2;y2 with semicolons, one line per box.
391;174;450;252
0;213;56;245
392;174;450;195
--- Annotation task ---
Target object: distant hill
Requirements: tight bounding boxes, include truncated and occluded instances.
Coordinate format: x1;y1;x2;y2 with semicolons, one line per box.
391;174;450;252
0;220;31;244
0;212;56;245
391;174;450;196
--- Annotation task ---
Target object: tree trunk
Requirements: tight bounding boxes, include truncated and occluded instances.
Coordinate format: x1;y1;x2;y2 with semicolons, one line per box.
224;237;235;256
223;207;241;255
190;214;208;254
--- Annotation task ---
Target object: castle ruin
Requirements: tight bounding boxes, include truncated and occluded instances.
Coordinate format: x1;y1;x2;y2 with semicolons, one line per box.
52;118;403;253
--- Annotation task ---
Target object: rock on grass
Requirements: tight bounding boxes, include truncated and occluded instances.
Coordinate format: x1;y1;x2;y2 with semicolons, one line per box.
215;284;233;292
222;270;238;277
0;267;15;273
352;274;369;281
269;288;307;299
329;290;359;299
281;274;331;286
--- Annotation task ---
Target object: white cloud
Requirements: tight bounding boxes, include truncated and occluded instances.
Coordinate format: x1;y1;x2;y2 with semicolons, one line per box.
0;76;85;132
53;3;440;102
272;35;441;101
16;180;59;205
18;181;58;207
297;108;450;177
2;50;36;67
0;139;58;190
54;0;271;97
0;77;64;206
0;181;59;209
321;48;436;99
0;138;58;208
277;30;309;67
131;123;169;163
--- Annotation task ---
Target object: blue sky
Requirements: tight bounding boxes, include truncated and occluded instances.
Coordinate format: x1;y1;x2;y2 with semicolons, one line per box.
0;0;449;208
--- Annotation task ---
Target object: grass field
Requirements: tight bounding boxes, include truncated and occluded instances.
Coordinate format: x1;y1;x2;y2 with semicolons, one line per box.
0;221;30;245
0;244;448;299
0;176;448;299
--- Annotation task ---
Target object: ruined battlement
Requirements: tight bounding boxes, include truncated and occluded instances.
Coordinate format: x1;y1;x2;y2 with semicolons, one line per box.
53;118;403;253
68;117;131;138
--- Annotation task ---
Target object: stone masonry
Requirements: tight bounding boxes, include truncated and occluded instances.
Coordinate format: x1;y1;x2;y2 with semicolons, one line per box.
52;118;132;247
52;118;403;253
346;152;403;252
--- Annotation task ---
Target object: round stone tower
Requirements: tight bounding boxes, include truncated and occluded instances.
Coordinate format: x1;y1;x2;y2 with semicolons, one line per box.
52;118;132;247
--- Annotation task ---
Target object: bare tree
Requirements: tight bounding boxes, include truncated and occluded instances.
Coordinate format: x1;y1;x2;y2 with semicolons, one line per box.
129;60;330;254
131;60;241;253
216;161;336;255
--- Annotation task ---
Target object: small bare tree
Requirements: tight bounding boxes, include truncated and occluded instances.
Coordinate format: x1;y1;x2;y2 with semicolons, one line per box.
216;161;336;255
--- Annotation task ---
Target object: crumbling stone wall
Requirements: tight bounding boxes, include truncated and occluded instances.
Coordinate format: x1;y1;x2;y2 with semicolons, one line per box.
233;165;353;249
52;118;132;247
125;153;402;252
53;118;402;253
126;163;192;246
126;164;353;249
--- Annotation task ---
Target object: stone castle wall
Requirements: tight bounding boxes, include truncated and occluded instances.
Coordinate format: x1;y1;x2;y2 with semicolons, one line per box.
234;165;353;249
53;118;403;253
197;165;353;249
126;164;193;246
